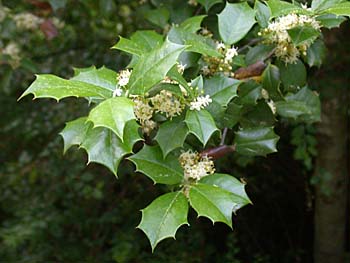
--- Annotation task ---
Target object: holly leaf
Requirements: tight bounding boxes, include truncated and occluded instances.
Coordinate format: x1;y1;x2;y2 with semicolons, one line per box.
128;39;186;95
128;145;183;185
240;101;276;128
255;1;270;28
275;86;321;122
267;0;311;18
305;39;326;68
19;74;113;101
87;97;135;141
189;183;237;227
323;2;350;17
237;81;262;105
197;0;222;11
185;109;219;146
59;117;91;154
234;127;280;156
179;15;206;33
112;37;145;56
71;66;117;94
144;7;170;28
81;121;141;176
204;76;240;107
138;191;189;251
287;26;320;46
311;0;343;12
316;14;347;28
60;118;141;176
276;59;306;88
218;2;256;44
155;117;189;158
245;45;274;66
261;64;283;100
168;26;221;57
200;173;252;211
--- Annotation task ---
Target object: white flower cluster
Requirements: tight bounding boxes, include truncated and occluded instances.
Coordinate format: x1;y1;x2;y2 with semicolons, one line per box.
201;42;238;76
188;0;198;6
133;98;156;135
179;150;215;181
13;13;43;30
2;42;21;67
260;13;321;64
114;69;132;97
117;69;131;87
0;7;10;22
190;95;212;111
151;90;184;118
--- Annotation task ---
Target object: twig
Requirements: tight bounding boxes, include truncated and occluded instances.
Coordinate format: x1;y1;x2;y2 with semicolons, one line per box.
220;127;228;145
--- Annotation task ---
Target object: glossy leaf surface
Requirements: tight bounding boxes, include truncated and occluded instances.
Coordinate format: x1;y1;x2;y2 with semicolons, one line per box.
129;145;183;185
138;191;189;251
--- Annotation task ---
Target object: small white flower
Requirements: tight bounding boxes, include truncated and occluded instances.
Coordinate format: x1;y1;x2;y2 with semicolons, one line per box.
190;95;212;111
177;63;186;74
113;87;123;97
179;151;215;181
224;46;238;62
216;42;226;50
117;69;131;87
267;100;276;114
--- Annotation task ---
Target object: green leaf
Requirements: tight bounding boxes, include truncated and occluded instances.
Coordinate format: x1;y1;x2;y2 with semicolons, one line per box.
71;66;117;92
130;30;164;52
203;76;240;107
81;121;141;176
128;145;184;185
144;7;170;28
316;14;347;28
267;0;311;18
168;27;221;57
240;101;276;128
261;64;283;100
19;74;113;101
189;183;236;227
311;0;343;12
185;109;219;146
223;101;243;128
138;191;189;251
275;87;321;122
128;39;186;95
305;39;326;67
237;81;262;105
205;100;226;128
59;117;91;154
200;173;251;211
323;2;350;16
87;97;135;141
112;37;144;56
60;118;141;175
287;26;320;46
245;45;274;66
255;1;271;28
234;127;279;156
166;66;192;96
276;59;306;88
218;2;256;45
179;15;206;33
197;0;222;11
155;117;189;158
113;30;164;56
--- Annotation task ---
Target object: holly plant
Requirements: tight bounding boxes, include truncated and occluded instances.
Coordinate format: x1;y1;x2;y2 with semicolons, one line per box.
19;0;350;251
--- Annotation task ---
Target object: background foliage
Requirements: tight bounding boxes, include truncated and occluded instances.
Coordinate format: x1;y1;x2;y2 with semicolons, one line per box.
0;0;349;262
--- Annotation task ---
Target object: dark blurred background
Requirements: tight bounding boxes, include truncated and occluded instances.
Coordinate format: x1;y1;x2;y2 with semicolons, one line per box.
0;0;348;262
